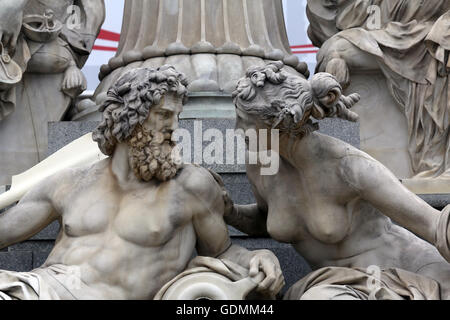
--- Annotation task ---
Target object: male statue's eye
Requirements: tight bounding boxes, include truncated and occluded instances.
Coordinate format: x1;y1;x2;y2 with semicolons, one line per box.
158;112;171;119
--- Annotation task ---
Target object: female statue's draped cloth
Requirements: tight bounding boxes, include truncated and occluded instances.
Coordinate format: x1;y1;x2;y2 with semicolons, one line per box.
284;266;441;300
0;0;104;185
94;0;307;100
309;0;450;178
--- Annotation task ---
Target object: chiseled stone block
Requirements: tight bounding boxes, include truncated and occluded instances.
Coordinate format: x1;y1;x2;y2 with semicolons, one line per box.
319;118;360;149
9;241;56;269
48;121;99;156
0;251;33;272
30;221;60;240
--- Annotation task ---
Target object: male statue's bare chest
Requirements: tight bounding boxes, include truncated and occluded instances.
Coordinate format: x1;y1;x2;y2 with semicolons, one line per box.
62;183;191;247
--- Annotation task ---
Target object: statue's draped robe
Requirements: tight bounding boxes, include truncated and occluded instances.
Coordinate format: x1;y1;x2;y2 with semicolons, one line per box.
0;266;70;300
314;0;450;178
284;266;441;300
0;0;104;185
0;257;257;300
0;264;106;300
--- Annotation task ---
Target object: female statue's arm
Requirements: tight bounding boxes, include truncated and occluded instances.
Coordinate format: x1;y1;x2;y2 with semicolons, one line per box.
205;167;269;237
224;183;269;237
340;154;448;258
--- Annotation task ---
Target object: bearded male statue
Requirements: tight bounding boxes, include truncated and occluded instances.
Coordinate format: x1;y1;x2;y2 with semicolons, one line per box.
0;65;284;300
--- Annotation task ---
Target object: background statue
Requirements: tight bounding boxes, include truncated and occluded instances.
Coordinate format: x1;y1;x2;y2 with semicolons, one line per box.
0;0;105;185
0;66;284;300
307;0;450;180
225;61;450;299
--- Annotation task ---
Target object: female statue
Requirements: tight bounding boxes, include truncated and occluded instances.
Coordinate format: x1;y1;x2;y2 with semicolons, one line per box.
225;61;450;299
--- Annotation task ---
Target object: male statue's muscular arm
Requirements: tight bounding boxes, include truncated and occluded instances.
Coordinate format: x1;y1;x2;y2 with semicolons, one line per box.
187;167;284;296
0;172;63;250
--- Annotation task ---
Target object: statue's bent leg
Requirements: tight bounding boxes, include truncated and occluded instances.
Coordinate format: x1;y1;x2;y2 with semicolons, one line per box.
317;36;379;87
26;39;74;74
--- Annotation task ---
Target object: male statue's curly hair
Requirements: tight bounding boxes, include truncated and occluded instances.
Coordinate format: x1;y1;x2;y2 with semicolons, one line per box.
93;65;188;155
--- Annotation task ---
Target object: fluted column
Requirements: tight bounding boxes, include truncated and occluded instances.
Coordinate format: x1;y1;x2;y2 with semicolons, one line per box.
99;0;303;81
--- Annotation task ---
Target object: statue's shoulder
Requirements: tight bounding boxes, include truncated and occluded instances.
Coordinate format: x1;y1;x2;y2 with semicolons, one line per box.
176;164;222;197
309;131;361;158
310;132;381;176
49;158;110;188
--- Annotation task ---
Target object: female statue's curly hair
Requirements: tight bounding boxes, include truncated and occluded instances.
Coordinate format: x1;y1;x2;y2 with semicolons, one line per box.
232;61;359;137
93;65;188;155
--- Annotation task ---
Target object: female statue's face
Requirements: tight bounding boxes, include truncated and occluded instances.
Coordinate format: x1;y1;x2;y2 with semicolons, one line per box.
235;108;255;132
235;108;281;153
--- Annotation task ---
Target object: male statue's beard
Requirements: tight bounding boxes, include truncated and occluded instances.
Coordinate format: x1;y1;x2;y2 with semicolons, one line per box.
127;124;182;182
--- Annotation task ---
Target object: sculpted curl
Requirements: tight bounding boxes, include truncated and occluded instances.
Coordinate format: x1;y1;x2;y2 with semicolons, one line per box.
232;61;360;137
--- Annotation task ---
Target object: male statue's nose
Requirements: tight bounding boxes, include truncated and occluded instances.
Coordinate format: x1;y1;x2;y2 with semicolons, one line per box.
170;118;178;131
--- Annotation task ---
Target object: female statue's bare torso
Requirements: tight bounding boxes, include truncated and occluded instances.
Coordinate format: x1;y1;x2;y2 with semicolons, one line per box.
246;131;450;298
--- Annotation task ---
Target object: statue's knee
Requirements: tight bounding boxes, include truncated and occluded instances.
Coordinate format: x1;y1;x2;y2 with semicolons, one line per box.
321;36;351;57
26;39;73;73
